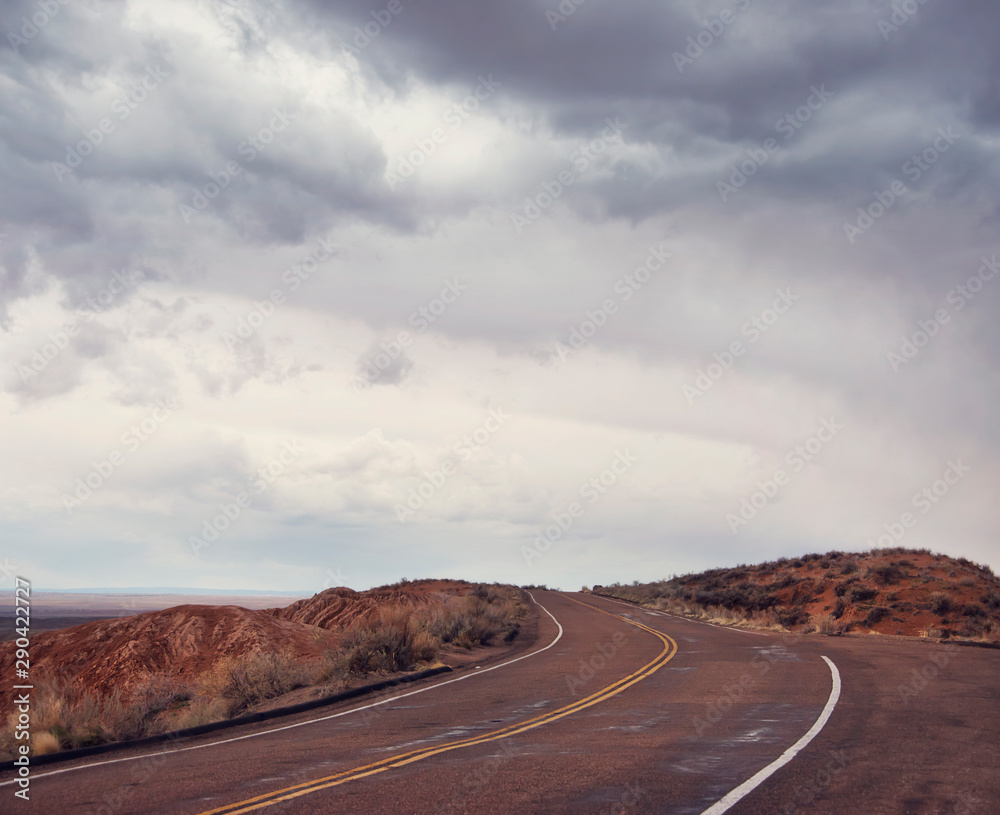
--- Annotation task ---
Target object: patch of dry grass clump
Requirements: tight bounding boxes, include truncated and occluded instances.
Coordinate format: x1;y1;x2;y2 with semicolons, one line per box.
930;591;954;616
425;585;526;649
0;673;194;759
340;606;440;675
200;650;313;716
814;613;846;635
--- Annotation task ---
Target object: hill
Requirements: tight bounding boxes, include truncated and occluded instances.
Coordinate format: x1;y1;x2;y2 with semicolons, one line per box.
269;579;471;629
593;548;1000;641
0;580;526;757
4;604;340;705
1;579;482;713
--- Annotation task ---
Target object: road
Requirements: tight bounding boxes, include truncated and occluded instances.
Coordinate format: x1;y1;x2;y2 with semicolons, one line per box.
3;590;998;814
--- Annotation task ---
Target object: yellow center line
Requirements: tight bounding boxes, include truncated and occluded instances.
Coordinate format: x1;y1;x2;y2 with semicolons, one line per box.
194;594;677;815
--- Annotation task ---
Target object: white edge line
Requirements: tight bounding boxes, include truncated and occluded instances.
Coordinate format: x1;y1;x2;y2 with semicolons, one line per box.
0;591;564;787
698;655;842;815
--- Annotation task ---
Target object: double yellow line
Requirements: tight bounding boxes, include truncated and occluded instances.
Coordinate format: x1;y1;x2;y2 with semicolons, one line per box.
196;595;677;815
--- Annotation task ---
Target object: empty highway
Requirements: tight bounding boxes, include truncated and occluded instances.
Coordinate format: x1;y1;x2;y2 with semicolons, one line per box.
3;591;997;814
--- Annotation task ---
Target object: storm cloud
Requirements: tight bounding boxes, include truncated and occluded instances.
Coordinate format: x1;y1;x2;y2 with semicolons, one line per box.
1;0;997;591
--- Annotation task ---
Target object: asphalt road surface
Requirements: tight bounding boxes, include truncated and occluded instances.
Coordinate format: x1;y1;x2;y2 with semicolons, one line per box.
3;590;998;814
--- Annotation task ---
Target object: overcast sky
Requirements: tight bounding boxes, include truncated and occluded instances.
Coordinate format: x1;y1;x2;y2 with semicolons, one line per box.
1;0;997;593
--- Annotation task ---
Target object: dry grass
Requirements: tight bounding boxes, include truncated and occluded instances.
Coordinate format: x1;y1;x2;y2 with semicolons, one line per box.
814;613;846;635
0;673;193;759
979;621;1000;643
948;617;1000;645
864;606;890;627
930;591;955;616
171;697;230;730
340;585;527;671
644;598;787;632
424;586;526;649
0;657;314;760
201;650;314;716
32;731;61;756
340;606;439;675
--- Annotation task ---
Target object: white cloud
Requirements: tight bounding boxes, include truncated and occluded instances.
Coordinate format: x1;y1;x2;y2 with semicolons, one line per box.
1;0;997;590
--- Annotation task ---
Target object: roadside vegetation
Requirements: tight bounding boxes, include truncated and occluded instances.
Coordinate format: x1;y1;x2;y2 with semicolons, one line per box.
0;582;528;760
593;548;1000;642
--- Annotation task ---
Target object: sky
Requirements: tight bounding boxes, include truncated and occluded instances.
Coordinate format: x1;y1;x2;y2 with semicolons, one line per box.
0;0;997;594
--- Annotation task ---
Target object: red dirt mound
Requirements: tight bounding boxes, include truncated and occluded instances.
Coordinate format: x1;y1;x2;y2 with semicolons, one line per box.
269;580;470;629
773;550;1000;637
0;579;477;717
0;605;338;714
0;580;480;714
595;548;1000;639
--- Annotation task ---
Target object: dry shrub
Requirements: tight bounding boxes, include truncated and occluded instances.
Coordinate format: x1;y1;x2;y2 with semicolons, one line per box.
701;604;752;627
312;584;524;678
661;601;786;632
777;605;810;628
127;673;194;731
850;586;879;603
425;587;525;650
172;697;229;730
413;626;443;655
98;687;154;742
742;608;785;631
0;672;193;759
0;677;72;758
32;731;60;756
312;649;351;689
341;606;439;675
930;592;954;616
814;613;845;635
978;621;1000;644
871;564;905;585
864;606;890;626
202;650;313;715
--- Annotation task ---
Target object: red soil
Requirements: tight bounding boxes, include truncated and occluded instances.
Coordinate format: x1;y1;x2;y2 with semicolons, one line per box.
595;549;1000;641
0;579;474;716
774;550;1000;636
270;580;471;628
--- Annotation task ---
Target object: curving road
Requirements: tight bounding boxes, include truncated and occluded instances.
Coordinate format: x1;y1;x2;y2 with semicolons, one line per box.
3;590;998;813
